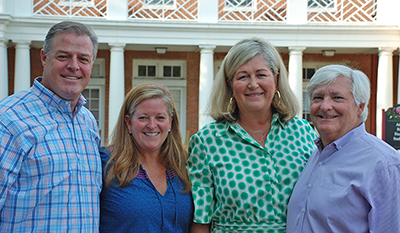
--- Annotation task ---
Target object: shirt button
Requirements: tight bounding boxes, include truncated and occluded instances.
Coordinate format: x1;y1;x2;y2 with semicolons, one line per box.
85;187;88;191
318;162;322;166
308;184;312;188
302;208;305;213
338;146;342;149
87;213;90;216
82;164;86;168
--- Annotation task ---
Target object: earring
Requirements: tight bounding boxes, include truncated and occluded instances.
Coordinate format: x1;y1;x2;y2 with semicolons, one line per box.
228;97;236;114
168;129;171;132
128;131;132;134
274;90;282;108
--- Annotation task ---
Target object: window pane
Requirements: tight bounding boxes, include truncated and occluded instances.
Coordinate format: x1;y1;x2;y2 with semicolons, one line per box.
226;0;252;7
146;0;174;5
91;89;99;98
303;68;315;80
82;87;101;127
306;68;315;79
308;0;334;8
138;66;147;76
91;99;99;109
148;66;156;77
170;89;181;116
164;66;172;77
173;66;181;77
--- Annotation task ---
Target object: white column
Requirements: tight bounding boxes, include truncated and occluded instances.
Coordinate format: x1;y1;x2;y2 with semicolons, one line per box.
288;46;306;118
376;47;396;139
198;0;218;23
287;0;307;24
0;39;8;100
108;43;126;139
14;40;31;93
198;45;216;129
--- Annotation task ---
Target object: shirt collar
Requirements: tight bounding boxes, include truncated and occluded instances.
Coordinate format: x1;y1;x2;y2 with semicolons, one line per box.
315;122;366;153
33;77;87;114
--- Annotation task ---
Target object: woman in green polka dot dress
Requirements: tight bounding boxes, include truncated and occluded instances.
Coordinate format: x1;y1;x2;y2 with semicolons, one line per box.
187;38;318;233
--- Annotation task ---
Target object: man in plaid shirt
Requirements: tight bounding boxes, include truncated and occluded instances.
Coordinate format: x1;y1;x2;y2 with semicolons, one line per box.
0;21;102;232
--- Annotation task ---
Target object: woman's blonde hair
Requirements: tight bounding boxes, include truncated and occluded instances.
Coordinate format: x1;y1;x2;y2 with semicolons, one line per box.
209;37;299;123
104;82;191;192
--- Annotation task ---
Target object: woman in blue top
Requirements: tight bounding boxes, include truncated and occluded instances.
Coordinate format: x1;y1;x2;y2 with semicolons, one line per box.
100;82;193;232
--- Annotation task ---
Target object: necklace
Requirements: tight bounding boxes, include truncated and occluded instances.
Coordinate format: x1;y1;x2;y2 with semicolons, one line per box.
239;123;270;145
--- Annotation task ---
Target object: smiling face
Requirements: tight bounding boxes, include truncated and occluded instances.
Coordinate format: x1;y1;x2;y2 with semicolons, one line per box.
40;31;94;110
231;55;277;118
310;75;364;147
125;98;173;155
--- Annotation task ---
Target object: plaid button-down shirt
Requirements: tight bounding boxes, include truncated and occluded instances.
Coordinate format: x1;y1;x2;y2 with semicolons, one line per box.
0;77;102;232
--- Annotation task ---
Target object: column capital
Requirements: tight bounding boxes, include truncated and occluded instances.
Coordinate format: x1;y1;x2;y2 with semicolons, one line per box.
13;40;31;49
378;47;397;55
288;46;306;51
199;44;216;53
109;43;126;51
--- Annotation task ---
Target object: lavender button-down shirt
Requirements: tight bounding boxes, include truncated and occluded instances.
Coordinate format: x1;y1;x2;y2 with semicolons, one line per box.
287;123;400;233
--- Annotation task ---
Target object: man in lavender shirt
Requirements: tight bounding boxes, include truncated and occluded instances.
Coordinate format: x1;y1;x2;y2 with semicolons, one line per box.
287;64;400;232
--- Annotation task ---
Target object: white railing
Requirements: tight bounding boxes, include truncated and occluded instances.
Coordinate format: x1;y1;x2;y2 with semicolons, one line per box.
33;0;107;18
307;0;377;23
218;0;287;23
31;0;378;24
128;0;198;21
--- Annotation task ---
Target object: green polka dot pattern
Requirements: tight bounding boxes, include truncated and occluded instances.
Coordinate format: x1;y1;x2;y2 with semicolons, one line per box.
187;114;318;232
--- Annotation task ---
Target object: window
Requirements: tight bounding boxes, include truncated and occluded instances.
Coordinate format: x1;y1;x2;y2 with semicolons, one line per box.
82;88;100;124
84;58;106;144
91;59;105;78
59;0;94;7
226;0;252;7
144;0;176;9
302;67;316;127
133;60;186;79
145;0;174;5
138;65;156;77
308;0;336;11
303;68;315;81
163;66;181;78
225;0;256;10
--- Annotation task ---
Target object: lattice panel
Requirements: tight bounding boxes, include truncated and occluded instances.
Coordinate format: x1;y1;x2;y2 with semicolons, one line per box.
33;0;107;18
128;0;198;21
218;0;287;23
308;0;377;23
